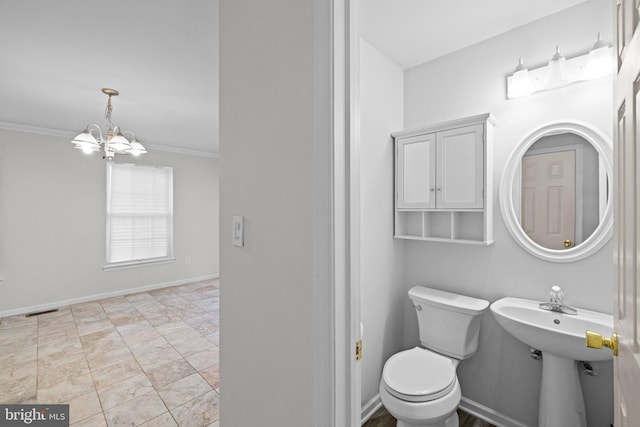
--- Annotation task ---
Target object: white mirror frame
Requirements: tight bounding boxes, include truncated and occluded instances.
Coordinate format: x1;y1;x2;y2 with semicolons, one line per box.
499;121;613;262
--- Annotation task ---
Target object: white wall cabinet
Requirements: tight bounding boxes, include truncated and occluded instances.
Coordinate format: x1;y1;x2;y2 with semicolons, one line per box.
393;113;495;244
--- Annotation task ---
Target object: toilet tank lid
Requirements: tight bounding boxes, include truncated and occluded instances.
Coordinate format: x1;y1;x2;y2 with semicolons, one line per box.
409;286;489;314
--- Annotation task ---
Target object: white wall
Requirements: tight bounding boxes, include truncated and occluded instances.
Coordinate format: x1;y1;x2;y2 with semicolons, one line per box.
359;39;405;407
400;1;614;425
0;129;219;314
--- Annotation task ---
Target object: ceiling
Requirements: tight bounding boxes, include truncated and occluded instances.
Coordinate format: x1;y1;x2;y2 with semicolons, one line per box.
0;1;586;156
361;0;588;69
0;0;219;156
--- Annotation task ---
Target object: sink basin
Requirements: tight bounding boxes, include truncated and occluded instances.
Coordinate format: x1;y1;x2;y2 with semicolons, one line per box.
491;296;614;427
490;296;613;361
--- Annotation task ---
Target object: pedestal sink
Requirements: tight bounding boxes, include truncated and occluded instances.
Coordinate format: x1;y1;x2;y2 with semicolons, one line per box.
490;297;613;427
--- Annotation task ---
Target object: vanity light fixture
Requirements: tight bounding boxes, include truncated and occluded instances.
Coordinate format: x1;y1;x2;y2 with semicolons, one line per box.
544;46;572;89
71;88;147;160
506;33;614;99
583;32;614;80
507;57;534;99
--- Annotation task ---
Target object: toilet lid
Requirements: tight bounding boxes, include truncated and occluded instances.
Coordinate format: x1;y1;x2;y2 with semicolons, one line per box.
382;347;456;403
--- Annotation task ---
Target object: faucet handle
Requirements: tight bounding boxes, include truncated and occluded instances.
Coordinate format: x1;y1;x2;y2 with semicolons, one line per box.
549;285;564;302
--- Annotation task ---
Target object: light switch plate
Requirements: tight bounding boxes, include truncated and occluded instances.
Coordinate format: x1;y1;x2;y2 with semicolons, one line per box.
232;215;244;247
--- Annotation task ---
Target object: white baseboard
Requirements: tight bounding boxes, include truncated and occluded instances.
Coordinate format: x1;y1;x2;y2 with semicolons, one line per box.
0;274;219;318
459;396;530;427
360;393;383;425
359;394;529;427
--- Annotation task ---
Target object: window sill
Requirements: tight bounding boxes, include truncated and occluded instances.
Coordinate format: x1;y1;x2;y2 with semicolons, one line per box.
103;257;176;271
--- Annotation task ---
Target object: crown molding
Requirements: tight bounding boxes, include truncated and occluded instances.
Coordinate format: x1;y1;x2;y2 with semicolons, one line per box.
0;120;73;139
144;142;219;158
0;120;219;159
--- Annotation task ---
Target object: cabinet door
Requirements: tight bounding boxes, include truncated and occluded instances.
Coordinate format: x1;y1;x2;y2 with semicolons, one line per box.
436;124;484;209
396;133;436;209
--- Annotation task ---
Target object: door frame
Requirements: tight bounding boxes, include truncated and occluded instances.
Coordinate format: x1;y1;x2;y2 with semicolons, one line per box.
313;0;361;425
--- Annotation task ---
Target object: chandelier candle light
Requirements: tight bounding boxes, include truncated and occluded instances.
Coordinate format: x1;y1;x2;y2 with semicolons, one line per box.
71;88;147;160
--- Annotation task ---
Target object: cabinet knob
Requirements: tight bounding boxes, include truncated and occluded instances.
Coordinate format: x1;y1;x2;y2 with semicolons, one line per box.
437;187;442;191
430;187;435;192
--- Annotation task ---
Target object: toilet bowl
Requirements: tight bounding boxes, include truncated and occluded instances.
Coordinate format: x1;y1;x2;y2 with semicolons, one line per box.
380;347;461;427
379;286;489;427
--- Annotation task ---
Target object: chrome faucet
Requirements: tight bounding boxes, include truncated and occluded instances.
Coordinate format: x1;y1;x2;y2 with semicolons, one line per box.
539;285;577;315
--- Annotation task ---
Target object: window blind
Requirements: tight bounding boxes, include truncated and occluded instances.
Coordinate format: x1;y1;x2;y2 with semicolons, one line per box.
106;162;174;264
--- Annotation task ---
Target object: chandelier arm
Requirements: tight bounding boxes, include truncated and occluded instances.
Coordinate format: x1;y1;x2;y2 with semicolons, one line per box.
86;123;105;143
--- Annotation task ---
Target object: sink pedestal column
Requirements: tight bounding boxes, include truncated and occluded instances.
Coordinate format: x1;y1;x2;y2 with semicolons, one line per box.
539;353;586;427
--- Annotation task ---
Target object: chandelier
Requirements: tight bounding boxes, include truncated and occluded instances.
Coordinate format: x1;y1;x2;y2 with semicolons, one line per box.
71;88;147;160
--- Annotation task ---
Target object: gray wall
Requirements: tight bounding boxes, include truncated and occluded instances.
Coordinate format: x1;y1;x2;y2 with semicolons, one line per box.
219;0;321;424
400;1;614;425
0;129;219;314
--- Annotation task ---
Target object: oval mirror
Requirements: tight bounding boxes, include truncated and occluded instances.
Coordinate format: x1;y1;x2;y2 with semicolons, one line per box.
500;121;613;262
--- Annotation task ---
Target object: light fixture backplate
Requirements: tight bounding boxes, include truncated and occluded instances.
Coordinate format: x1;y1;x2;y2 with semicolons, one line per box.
101;88;119;97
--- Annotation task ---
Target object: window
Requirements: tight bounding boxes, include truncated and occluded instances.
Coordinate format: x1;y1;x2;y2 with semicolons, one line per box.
105;162;174;268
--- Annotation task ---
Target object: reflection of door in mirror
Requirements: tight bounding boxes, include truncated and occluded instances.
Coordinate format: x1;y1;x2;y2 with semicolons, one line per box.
522;150;576;249
517;134;601;250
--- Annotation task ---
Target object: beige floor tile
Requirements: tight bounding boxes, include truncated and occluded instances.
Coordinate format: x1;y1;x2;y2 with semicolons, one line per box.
0;334;37;354
184;347;219;371
157;373;212;409
38;349;87;370
38;327;79;343
206;332;219;346
131;339;184;372
0;359;36;383
107;310;146;327
85;347;135;374
71;412;107;427
139;412;179;427
0;314;37;328
0;347;38;367
154;320;194;336
38;319;79;337
80;329;127;360
37;373;95;404
38;354;91;389
116;320;162;347
104;391;168;427
171;336;216;357
198;364;219;389
38;335;84;358
91;358;144;390
0;280;220;427
68;390;103;425
97;373;155;410
169;390;219;427
145;359;196;389
76;318;115;337
0;375;36;403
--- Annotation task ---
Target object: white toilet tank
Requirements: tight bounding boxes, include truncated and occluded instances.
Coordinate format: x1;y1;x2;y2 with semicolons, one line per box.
409;286;489;360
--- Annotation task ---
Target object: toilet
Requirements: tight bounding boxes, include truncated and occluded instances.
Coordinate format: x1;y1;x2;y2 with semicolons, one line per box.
379;286;489;427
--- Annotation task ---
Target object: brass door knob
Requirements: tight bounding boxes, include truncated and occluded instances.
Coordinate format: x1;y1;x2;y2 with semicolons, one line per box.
564;240;572;248
585;330;618;356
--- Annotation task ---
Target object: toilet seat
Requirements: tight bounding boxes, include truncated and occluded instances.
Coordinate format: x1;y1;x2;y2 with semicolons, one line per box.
382;347;456;403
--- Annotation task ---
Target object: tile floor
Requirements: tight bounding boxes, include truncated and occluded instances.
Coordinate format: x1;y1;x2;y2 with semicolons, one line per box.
0;279;220;426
